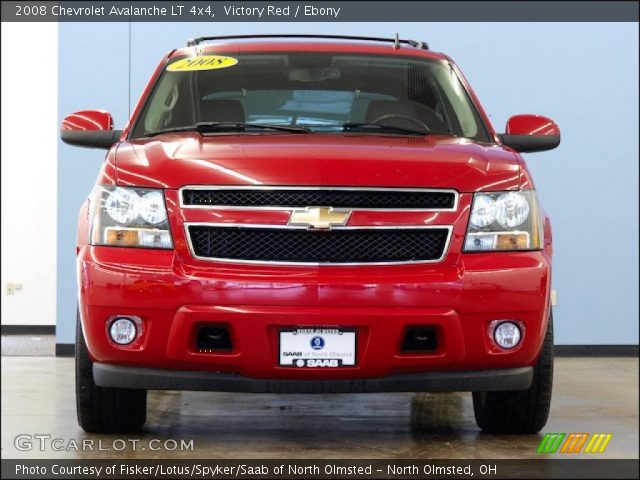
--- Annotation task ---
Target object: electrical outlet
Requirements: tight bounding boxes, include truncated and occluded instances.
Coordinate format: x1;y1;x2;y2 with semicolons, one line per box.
5;283;22;295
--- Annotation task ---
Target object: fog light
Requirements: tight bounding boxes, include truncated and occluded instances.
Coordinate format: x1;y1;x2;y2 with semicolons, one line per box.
493;321;522;349
109;317;138;345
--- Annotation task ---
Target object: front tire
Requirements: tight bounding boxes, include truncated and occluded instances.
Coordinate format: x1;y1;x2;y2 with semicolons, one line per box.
472;311;554;434
76;311;147;433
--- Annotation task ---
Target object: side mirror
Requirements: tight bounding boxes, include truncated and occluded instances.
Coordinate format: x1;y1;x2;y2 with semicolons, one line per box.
60;110;122;149
499;114;560;153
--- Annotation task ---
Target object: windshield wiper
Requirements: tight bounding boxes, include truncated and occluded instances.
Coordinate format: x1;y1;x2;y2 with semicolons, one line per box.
197;122;311;133
342;123;430;136
145;122;310;137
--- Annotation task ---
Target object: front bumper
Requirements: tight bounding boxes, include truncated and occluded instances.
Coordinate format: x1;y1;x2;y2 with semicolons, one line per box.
78;245;551;384
94;363;533;393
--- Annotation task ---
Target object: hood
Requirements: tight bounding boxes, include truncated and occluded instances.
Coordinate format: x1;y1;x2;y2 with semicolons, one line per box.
114;133;521;192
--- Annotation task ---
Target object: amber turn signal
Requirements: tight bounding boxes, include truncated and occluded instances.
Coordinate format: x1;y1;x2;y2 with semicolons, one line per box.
105;228;140;246
495;233;529;250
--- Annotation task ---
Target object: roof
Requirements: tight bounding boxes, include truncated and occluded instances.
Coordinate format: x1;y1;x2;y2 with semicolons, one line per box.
169;35;447;61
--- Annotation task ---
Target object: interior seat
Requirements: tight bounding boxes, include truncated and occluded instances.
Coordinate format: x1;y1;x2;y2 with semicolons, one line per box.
200;99;245;123
365;100;450;133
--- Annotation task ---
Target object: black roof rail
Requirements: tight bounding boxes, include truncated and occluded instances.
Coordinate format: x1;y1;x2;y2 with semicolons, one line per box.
186;34;428;50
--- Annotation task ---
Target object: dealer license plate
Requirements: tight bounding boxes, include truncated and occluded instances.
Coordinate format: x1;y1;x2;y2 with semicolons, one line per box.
279;328;356;367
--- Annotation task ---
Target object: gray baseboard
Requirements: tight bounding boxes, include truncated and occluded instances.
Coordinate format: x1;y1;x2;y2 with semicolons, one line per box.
555;345;638;357
53;344;639;358
2;325;55;335
55;343;75;356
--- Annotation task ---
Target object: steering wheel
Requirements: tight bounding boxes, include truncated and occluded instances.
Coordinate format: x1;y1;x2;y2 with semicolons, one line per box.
370;114;430;132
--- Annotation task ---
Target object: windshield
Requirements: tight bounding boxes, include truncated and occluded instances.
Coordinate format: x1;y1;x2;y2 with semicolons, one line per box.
130;52;491;141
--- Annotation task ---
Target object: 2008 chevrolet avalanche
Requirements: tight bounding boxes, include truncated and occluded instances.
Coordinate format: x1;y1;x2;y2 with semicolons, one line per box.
61;34;560;434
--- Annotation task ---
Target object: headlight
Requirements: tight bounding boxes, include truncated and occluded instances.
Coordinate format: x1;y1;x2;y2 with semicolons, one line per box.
469;194;497;228
105;188;140;224
464;190;542;252
89;186;173;249
139;190;168;225
495;192;530;228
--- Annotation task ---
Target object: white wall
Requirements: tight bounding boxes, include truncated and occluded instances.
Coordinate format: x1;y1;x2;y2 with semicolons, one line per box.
1;22;58;326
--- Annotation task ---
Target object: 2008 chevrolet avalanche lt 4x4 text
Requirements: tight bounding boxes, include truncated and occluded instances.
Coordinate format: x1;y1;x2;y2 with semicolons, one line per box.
61;35;560;434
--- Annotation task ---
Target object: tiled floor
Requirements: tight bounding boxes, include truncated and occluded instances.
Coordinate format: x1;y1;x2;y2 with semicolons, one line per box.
1;356;637;460
1;335;55;356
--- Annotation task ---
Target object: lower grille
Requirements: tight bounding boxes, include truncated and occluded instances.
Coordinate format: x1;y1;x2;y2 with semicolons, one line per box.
187;225;451;264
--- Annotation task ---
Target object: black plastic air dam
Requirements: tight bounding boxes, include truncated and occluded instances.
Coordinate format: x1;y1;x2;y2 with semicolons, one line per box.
93;363;533;394
196;326;233;351
402;327;438;352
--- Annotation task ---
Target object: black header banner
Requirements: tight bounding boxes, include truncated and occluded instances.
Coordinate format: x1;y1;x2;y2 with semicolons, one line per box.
1;1;638;22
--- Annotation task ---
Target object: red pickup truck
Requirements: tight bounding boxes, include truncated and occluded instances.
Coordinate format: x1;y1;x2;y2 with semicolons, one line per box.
61;35;559;434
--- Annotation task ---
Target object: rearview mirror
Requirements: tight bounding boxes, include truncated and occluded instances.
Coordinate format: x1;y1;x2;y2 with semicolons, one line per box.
499;114;560;153
60;110;122;149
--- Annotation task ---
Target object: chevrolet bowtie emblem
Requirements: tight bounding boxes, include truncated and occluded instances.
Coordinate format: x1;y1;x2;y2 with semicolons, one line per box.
288;207;351;230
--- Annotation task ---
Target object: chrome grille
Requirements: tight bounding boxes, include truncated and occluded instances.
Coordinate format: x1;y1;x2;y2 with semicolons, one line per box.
186;225;451;265
181;187;457;210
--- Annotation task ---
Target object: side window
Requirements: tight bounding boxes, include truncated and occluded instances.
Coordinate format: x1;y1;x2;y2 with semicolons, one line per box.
143;76;181;133
432;67;480;138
